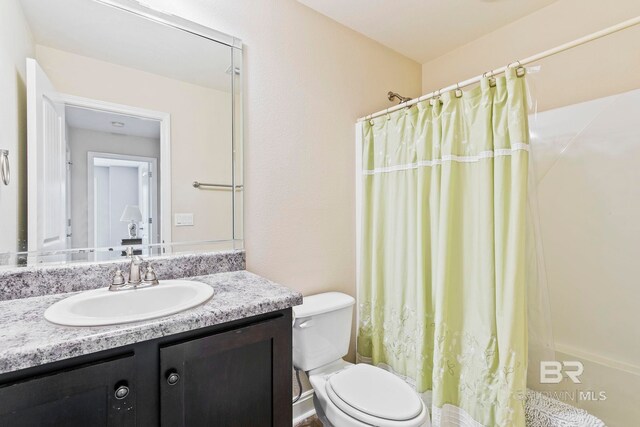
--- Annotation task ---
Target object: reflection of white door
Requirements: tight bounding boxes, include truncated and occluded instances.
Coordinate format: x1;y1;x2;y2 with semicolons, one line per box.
66;146;72;247
137;163;154;246
87;152;158;255
26;58;68;254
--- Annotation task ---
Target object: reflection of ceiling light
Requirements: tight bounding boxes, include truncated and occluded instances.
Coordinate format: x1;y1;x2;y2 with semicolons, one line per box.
111;121;125;127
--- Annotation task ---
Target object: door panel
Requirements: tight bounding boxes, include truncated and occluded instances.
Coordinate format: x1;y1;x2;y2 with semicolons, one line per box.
160;314;292;427
186;339;271;425
26;58;68;256
0;355;136;427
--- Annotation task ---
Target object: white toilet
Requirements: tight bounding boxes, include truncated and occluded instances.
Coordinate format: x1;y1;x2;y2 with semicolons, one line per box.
293;292;430;427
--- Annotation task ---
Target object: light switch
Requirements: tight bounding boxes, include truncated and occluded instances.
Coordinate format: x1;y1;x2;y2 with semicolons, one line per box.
175;213;194;226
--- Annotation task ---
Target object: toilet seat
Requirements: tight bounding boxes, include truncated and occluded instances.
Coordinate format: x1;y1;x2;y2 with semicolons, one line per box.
325;364;426;427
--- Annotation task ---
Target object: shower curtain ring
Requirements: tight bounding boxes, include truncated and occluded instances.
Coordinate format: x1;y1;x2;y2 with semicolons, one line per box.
430;90;440;106
512;60;526;77
486;69;497;87
455;83;463;98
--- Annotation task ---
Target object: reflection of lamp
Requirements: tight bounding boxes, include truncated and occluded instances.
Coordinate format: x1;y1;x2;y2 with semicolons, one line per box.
120;205;142;238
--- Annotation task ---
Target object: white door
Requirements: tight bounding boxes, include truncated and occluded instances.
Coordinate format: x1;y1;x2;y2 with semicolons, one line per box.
26;58;68;255
138;163;151;246
137;161;158;249
66;145;72;247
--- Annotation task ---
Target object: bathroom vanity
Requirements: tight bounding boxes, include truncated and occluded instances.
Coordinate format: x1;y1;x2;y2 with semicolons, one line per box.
0;263;302;426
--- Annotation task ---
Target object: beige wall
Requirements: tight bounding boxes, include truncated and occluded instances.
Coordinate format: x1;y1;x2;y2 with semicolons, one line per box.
138;2;421;300
0;0;34;255
421;1;640;424
35;45;233;245
421;0;640;112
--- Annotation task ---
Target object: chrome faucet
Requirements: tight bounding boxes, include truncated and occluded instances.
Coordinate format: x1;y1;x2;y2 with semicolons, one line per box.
126;247;143;285
109;247;159;291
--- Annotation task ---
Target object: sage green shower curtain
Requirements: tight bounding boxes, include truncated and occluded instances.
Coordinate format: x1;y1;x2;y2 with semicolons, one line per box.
358;68;529;427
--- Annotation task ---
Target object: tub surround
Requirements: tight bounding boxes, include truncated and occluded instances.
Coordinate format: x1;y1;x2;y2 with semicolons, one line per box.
0;269;301;374
0;250;245;301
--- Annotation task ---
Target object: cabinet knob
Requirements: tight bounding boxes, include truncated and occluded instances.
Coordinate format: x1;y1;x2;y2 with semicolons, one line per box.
115;385;130;400
166;370;180;386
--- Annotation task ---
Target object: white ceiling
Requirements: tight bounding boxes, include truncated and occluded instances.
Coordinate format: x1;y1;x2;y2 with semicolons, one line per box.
19;0;233;92
297;0;559;63
66;106;161;139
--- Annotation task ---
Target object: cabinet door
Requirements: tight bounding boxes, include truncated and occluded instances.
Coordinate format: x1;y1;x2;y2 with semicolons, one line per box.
0;355;136;427
160;312;292;427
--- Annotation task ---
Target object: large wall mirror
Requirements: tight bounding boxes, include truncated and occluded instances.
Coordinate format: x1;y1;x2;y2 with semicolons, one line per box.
0;0;243;265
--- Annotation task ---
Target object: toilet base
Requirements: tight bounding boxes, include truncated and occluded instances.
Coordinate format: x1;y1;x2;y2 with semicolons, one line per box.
313;395;333;427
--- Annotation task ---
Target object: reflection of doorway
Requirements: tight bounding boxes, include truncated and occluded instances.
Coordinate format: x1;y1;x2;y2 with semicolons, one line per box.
88;153;158;256
27;58;172;260
66;103;163;253
63;98;171;255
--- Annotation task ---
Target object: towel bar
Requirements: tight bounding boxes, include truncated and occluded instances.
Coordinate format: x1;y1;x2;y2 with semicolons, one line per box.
192;181;243;190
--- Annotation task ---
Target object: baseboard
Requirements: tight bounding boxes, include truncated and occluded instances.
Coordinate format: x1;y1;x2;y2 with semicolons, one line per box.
554;343;640;376
292;390;316;425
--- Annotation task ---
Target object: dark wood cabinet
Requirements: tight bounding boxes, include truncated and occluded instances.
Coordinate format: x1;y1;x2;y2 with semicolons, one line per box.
0;309;292;427
160;314;291;427
0;355;136;427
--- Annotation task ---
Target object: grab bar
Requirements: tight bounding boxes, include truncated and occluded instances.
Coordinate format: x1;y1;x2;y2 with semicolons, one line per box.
192;181;244;190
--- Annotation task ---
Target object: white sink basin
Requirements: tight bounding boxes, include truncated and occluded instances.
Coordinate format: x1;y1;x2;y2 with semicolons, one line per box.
44;280;214;326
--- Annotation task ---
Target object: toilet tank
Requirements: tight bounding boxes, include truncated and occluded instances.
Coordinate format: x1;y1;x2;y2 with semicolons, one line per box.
292;292;355;371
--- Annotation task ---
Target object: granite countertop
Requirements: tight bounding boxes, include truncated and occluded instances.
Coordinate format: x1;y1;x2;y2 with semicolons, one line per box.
0;270;302;375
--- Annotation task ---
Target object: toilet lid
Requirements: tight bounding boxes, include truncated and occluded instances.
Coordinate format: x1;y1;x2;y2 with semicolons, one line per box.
327;364;423;422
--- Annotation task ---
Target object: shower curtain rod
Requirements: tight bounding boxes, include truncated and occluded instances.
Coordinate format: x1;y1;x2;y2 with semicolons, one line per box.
358;15;640;122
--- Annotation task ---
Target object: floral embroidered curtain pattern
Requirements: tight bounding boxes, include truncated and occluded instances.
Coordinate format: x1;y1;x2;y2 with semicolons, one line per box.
358;68;530;427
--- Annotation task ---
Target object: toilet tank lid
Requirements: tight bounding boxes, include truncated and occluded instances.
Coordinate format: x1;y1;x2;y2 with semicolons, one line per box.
293;292;355;318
